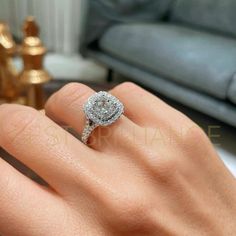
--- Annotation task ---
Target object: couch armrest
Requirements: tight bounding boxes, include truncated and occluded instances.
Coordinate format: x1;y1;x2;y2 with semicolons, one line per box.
79;0;173;56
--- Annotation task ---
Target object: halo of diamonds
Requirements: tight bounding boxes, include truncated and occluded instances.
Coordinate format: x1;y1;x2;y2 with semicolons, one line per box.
83;91;124;126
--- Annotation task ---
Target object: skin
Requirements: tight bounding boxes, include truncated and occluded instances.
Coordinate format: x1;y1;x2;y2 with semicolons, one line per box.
0;82;235;236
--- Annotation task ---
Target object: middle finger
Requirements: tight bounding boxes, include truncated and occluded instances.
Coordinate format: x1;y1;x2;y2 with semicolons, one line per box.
0;104;96;192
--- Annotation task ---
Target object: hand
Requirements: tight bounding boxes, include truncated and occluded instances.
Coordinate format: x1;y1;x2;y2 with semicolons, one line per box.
0;82;235;236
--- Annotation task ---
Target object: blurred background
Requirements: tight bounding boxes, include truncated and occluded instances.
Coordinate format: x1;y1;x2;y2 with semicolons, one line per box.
0;0;236;177
0;0;106;81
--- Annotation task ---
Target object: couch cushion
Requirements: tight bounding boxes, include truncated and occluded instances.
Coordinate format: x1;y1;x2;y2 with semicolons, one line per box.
99;23;236;99
83;0;173;45
228;74;236;104
171;0;236;38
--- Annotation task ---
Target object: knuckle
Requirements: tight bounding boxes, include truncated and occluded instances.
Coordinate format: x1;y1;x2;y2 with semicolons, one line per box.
153;158;177;183
47;83;91;113
56;83;82;100
179;124;211;157
0;105;38;145
106;194;155;232
182;124;207;146
112;82;140;93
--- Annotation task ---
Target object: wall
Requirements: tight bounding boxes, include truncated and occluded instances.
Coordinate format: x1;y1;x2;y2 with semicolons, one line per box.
0;0;81;54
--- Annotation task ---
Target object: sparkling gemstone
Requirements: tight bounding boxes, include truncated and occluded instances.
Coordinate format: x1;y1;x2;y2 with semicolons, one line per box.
83;91;124;126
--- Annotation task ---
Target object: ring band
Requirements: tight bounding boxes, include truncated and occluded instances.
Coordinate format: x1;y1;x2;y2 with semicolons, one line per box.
82;91;124;145
81;120;98;144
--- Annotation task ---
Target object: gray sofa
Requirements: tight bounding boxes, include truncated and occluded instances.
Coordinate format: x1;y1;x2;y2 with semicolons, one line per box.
79;0;236;127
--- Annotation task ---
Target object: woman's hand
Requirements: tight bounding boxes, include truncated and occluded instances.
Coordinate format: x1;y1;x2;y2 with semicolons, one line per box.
0;82;235;236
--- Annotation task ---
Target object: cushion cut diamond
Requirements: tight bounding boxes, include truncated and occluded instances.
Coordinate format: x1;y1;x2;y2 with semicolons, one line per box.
83;91;124;126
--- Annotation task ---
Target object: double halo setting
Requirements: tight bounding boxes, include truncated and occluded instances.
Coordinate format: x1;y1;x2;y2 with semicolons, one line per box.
82;91;124;144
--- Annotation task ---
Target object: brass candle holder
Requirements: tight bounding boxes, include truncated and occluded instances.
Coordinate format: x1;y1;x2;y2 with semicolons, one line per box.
0;22;20;102
0;16;51;109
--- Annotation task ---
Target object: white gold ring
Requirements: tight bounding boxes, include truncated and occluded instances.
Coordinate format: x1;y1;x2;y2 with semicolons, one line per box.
81;91;124;145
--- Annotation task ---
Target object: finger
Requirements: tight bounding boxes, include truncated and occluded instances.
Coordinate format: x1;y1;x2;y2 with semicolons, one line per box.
45;83;139;151
0;157;64;236
110;82;193;131
45;83;94;134
0;104;95;192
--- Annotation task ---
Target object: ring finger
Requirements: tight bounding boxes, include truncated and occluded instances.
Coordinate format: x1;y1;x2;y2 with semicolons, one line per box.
45;83;139;151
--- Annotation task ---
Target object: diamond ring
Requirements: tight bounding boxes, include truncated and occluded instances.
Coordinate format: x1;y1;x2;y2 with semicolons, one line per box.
81;91;124;145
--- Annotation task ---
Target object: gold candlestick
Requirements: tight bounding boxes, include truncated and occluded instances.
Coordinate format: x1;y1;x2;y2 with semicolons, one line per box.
19;16;51;109
0;22;20;102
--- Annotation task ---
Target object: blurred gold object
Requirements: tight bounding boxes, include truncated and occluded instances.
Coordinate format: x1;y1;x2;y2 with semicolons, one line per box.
0;16;51;109
0;22;20;102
